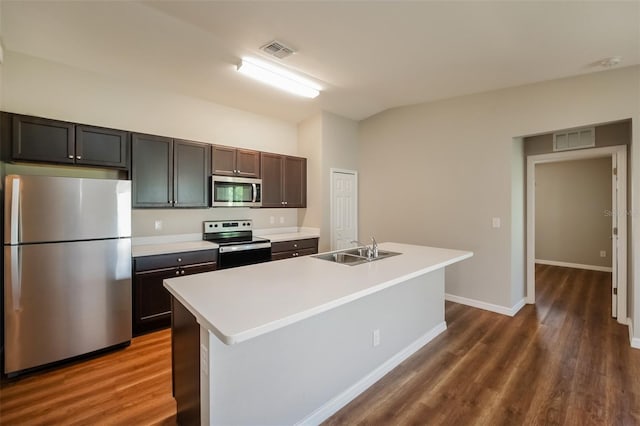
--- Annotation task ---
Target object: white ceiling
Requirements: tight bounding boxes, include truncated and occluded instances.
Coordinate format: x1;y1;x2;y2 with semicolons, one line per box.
2;1;639;123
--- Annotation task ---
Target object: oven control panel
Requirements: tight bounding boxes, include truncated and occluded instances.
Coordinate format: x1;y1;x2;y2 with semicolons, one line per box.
203;220;252;234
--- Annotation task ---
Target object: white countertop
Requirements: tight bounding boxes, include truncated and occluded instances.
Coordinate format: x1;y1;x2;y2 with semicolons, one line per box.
164;242;472;345
132;228;319;257
132;240;219;257
263;230;320;243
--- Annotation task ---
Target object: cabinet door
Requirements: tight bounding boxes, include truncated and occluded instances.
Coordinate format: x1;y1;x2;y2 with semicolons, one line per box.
211;145;237;176
284;156;307;208
260;152;284;207
133;267;179;335
12;115;75;164
132;134;173;208
236;149;260;178
76;124;129;169
174;140;210;208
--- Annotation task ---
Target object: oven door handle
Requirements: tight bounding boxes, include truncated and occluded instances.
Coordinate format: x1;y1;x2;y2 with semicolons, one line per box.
252;183;257;203
219;242;271;253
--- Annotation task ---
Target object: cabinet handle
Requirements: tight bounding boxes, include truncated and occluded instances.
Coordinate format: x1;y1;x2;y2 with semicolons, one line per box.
181;270;185;275
76;156;82;160
177;258;182;262
68;155;74;159
284;201;288;205
175;270;180;275
293;244;298;248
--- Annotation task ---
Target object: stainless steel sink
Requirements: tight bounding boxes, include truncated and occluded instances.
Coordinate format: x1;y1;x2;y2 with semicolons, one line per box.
312;248;401;266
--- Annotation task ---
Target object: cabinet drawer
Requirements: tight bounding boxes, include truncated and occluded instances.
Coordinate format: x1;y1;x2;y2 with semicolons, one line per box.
271;238;318;254
271;247;317;261
135;249;218;272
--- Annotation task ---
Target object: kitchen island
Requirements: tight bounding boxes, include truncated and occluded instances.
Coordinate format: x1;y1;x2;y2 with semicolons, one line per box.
164;242;472;425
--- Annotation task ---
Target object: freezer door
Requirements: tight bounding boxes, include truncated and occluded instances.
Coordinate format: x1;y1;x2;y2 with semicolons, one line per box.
4;175;131;244
4;239;132;374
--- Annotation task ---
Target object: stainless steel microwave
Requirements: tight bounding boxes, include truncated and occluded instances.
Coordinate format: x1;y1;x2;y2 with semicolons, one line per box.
211;176;262;207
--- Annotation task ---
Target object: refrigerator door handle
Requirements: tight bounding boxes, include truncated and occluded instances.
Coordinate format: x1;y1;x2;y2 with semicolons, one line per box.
9;245;22;311
9;177;21;245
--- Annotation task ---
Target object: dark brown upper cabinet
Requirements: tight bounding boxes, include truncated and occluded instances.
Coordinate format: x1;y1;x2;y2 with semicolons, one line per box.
132;134;210;208
174;140;210;207
212;145;260;178
11;114;129;169
75;125;129;168
260;153;306;208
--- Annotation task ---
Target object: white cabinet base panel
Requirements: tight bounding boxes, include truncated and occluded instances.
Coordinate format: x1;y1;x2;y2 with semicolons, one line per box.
201;270;446;425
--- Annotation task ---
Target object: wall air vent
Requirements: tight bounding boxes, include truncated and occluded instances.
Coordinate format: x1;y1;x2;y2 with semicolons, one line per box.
260;40;296;59
553;127;595;152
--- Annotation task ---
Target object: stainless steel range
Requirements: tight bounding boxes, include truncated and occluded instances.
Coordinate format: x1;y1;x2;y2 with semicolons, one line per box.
203;220;271;269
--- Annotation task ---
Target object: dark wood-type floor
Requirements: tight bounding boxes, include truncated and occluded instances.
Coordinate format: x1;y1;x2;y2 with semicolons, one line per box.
0;329;176;425
1;265;638;425
326;265;640;425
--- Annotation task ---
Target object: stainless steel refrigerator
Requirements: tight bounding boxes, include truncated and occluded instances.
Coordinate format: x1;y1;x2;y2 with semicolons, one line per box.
3;175;132;375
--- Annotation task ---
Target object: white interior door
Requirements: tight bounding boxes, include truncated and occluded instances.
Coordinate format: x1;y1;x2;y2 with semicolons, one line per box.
330;169;358;250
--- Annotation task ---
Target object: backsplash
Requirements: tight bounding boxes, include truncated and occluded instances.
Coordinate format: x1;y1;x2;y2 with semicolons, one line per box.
132;208;299;237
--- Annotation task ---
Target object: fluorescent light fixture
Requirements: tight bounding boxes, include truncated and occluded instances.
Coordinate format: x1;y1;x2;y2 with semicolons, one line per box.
237;57;320;99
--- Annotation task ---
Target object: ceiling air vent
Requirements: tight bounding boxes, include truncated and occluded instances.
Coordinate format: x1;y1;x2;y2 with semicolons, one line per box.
260;40;296;59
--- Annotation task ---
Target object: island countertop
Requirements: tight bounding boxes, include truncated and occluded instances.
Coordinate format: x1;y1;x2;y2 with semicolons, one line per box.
164;242;472;345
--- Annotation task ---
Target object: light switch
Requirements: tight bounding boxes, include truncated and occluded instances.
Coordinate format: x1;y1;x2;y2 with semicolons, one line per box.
492;217;501;228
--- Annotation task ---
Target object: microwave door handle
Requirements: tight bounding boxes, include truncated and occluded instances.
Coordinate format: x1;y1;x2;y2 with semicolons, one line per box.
252;183;257;203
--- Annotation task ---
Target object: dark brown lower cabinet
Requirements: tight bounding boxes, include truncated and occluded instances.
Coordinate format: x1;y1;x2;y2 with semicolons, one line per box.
133;250;217;336
172;296;201;426
271;238;319;260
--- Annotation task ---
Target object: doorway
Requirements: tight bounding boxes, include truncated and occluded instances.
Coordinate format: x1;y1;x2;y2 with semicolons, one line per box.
526;145;627;323
330;169;358;250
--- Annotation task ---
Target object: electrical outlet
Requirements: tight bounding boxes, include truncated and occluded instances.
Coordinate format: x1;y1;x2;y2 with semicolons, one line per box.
154;220;163;231
600;250;607;258
372;329;380;347
279;216;285;224
270;216;275;225
492;217;501;228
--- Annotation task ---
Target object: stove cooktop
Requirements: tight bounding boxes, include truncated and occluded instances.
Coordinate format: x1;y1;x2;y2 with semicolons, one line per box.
202;220;270;246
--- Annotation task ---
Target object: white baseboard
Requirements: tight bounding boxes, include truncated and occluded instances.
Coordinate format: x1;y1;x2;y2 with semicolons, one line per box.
535;259;612;272
629;318;640;349
445;294;525;317
297;321;447;426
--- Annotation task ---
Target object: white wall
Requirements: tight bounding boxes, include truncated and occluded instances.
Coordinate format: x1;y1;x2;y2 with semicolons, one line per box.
511;138;525;305
358;66;640;338
298;114;323;233
298;111;359;252
1;51;301;236
535;158;612;268
321;112;359;251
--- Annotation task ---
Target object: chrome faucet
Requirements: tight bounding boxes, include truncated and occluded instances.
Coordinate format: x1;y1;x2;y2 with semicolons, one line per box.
351;237;379;260
371;237;378;258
